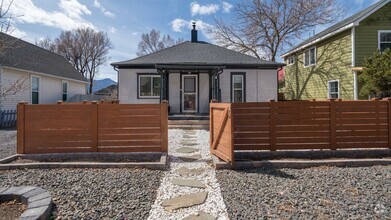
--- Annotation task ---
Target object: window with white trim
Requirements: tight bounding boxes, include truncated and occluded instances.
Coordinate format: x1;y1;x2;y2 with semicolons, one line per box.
287;56;295;65
328;80;339;99
379;31;391;52
62;81;68;101
139;75;161;98
232;74;244;102
31;76;40;104
304;47;316;67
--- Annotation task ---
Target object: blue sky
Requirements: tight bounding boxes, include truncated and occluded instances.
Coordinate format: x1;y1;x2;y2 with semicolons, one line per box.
6;0;380;81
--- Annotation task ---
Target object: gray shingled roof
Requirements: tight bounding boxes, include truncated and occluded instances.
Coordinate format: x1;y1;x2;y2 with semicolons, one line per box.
112;41;284;68
282;0;389;57
0;32;86;82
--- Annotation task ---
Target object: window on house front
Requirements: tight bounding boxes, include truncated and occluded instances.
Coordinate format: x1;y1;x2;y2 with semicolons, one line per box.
31;76;40;104
232;74;244;102
287;56;295;65
139;75;161;98
304;47;316;67
379;31;391;52
62;81;68;101
328;80;339;99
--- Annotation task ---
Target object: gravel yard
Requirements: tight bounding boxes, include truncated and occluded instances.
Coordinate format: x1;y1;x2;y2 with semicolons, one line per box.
0;168;163;219
0;129;16;159
217;166;391;219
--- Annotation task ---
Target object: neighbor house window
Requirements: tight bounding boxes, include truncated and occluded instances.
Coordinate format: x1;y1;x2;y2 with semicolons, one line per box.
31;76;40;104
138;75;161;98
379;31;391;52
328;80;339;99
304;47;316;67
62;81;68;101
231;73;245;102
287;56;295;65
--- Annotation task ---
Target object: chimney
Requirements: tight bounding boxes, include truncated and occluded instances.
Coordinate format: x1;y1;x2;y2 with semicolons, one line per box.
191;22;198;42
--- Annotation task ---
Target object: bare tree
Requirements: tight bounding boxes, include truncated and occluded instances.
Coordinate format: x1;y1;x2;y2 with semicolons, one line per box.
0;77;30;109
137;29;184;56
35;36;57;53
209;0;343;61
36;28;112;94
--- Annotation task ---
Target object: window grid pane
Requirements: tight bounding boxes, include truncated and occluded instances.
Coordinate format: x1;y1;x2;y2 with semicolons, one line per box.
32;77;39;92
140;76;152;96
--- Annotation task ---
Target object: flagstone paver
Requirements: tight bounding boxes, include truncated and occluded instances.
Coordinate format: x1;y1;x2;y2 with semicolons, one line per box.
176;167;205;176
183;211;217;220
162;192;208;211
171;178;206;188
178;154;202;162
176;147;199;153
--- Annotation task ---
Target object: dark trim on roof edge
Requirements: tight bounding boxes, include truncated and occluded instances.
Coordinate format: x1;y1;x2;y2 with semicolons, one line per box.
114;63;284;69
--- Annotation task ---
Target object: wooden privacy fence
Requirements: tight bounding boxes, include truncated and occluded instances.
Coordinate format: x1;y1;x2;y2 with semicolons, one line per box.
210;99;391;163
17;101;168;154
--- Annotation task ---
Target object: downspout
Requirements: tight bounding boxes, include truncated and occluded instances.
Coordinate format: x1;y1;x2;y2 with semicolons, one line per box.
216;68;223;102
276;66;283;101
113;66;120;100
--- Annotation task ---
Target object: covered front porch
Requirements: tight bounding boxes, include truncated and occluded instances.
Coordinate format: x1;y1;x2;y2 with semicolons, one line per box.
156;64;224;115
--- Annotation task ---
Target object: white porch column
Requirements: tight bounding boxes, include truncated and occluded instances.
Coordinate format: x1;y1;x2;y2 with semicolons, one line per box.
353;70;358;100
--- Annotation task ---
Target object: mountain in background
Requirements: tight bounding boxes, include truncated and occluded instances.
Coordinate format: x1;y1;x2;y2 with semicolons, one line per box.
92;78;117;93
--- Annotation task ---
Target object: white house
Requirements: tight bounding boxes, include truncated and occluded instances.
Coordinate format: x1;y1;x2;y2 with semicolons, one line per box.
111;24;284;115
0;33;88;111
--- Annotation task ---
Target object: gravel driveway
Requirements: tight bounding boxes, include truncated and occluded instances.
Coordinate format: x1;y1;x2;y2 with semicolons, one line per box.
0;130;16;159
0;168;163;219
217;166;391;219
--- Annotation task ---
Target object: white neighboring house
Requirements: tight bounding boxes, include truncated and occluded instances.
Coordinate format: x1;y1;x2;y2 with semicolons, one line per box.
0;33;88;111
111;24;284;115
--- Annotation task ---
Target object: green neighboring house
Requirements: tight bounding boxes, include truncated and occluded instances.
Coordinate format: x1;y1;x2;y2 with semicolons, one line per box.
281;0;391;100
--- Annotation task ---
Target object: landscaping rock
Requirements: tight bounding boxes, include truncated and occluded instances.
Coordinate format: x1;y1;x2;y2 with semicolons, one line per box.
171;178;206;188
176;167;205;176
161;192;208;211
183;211;217;220
178;154;202;162
176;147;199;153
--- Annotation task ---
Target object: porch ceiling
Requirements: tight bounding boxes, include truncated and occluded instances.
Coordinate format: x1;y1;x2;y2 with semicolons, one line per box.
155;64;225;73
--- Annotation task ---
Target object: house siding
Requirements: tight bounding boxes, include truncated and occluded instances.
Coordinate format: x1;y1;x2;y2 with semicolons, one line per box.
220;68;277;102
284;30;353;100
0;67;87;111
355;2;391;67
119;68;278;112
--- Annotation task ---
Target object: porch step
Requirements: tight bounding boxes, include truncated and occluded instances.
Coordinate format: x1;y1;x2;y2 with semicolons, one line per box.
168;120;209;130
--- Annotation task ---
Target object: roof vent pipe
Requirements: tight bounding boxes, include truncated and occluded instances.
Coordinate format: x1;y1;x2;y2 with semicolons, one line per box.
191;21;198;42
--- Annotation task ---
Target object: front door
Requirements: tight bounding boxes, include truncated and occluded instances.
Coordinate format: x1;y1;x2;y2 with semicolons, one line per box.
182;75;197;113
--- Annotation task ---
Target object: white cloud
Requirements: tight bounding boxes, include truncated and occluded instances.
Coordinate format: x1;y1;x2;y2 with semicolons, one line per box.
171;18;188;32
4;0;94;30
109;27;117;34
9;27;26;38
131;32;139;36
93;0;115;18
222;2;233;13
190;2;219;16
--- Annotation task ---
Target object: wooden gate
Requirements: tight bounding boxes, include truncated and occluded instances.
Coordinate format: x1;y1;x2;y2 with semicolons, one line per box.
210;103;234;163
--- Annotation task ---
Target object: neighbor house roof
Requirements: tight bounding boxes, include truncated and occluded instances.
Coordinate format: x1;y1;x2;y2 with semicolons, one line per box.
281;0;391;58
112;41;284;69
0;32;87;82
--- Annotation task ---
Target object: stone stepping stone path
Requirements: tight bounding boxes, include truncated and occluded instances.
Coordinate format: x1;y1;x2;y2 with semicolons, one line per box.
162;191;208;211
171;178;206;188
183;211;217;220
176;147;199;153
178;154;202;162
148;129;229;219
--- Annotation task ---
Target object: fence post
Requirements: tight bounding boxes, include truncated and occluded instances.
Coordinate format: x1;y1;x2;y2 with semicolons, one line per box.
161;100;168;152
17;101;27;154
384;98;391;149
91;101;98;152
329;99;337;150
269;99;276;151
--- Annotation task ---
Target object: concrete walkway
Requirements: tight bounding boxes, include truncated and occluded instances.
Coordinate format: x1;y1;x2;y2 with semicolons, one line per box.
148;129;229;220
